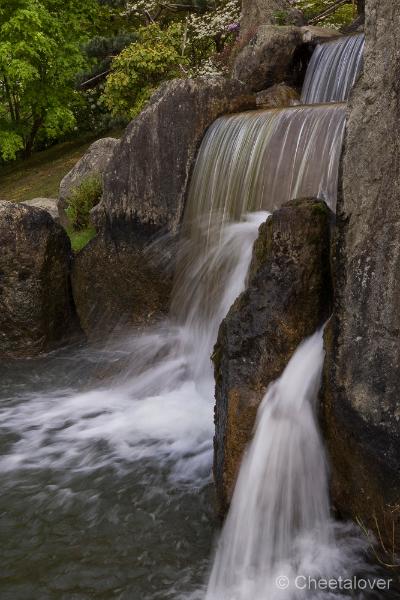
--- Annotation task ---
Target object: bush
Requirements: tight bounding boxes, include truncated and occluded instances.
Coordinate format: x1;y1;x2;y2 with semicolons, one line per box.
102;23;185;119
66;175;103;231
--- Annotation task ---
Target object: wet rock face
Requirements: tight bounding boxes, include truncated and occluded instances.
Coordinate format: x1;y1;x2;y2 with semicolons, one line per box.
233;25;339;93
233;26;304;92
71;233;174;341
0;202;79;358
98;77;255;239
255;83;300;108
213;199;333;515
323;0;400;553
58;137;119;228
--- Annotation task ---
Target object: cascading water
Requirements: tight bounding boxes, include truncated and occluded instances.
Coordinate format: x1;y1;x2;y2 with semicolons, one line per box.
301;34;365;104
205;332;368;600
183;105;346;226
1;26;386;600
0;212;269;599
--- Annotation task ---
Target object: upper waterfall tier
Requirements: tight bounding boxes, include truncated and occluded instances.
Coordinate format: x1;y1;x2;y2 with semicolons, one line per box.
301;34;365;104
184;104;346;234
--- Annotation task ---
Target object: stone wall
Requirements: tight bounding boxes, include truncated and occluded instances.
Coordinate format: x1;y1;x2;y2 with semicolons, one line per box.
323;0;400;554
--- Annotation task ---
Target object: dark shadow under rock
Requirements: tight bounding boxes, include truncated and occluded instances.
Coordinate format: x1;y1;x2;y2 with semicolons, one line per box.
71;232;174;342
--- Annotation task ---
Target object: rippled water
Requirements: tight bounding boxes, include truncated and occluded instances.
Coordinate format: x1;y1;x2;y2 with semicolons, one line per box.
0;214;268;600
0;350;216;600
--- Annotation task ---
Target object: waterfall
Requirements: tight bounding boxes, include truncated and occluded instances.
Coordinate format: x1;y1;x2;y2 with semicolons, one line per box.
184;105;346;230
205;332;366;600
301;34;365;104
202;33;370;600
0;212;268;483
0;29;371;600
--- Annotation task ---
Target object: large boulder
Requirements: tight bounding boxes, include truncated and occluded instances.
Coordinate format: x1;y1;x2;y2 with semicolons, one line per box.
96;77;255;238
58;137;119;227
255;83;300;108
213;199;333;515
74;78;254;340
22;198;59;223
71;233;173;341
240;0;303;34
0;201;79;358
323;0;400;554
233;25;339;93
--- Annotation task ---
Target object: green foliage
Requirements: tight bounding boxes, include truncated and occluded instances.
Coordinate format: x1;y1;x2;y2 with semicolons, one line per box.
68;225;97;252
0;0;242;162
294;0;356;28
66;175;103;231
102;23;186;119
0;0;100;160
273;10;290;25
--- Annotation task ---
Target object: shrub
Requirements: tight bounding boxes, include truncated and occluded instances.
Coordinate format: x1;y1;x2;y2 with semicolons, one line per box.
102;23;185;119
66;174;102;231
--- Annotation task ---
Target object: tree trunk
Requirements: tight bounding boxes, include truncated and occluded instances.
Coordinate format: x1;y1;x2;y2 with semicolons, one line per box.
24;115;43;158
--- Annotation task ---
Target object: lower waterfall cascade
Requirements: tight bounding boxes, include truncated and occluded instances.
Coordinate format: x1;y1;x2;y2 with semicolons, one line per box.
1;22;397;600
205;332;369;600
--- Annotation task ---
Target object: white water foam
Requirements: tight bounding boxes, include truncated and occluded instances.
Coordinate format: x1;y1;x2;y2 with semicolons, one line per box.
205;330;369;600
0;213;269;487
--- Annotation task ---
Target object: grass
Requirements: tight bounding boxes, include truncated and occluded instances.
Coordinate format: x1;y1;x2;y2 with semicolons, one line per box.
68;226;97;253
0;128;123;203
0;128;123;253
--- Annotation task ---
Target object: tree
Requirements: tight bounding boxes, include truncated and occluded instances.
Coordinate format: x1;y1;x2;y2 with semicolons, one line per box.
292;0;359;27
102;23;186;118
0;0;99;160
102;1;241;118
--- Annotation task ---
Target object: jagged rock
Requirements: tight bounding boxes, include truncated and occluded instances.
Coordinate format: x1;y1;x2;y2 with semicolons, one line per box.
301;25;341;43
22;198;59;222
233;26;304;92
58;137;119;227
241;0;304;35
0;201;79;357
233;25;339;93
71;233;174;341
256;83;300;108
213;199;333;515
323;0;400;554
96;77;255;238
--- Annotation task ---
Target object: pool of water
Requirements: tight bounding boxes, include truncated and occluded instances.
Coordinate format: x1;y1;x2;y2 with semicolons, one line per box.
1;341;400;600
0;341;217;600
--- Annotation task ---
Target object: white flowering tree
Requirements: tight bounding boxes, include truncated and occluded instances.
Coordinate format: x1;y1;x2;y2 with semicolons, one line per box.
102;0;242;115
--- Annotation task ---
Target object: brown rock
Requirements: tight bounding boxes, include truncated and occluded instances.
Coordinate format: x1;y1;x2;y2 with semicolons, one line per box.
256;83;300;108
58;137;119;228
22;198;59;223
0;201;79;357
213;199;333;515
71;233;173;341
232;25;339;93
241;0;304;35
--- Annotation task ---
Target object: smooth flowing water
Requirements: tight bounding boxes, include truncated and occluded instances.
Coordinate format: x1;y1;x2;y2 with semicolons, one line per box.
184;104;346;235
205;332;369;600
2;30;391;600
301;34;365;104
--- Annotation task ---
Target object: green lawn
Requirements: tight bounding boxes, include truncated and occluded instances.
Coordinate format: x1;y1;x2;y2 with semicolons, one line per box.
0;129;122;203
